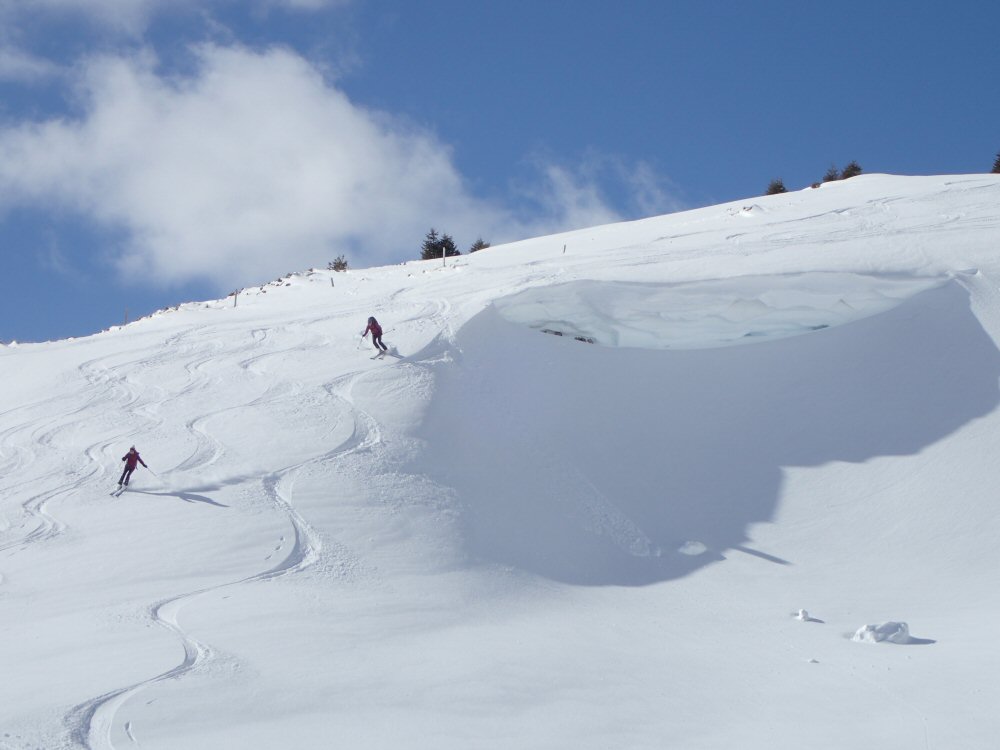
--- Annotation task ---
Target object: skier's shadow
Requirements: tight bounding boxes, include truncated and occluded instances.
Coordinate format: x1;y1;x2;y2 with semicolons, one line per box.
420;280;1000;586
131;489;229;508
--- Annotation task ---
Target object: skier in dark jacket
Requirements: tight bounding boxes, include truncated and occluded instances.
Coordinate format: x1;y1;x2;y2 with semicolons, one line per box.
118;446;147;487
362;316;388;354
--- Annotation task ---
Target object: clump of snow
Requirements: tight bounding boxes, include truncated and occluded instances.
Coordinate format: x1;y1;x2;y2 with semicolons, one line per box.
793;609;825;623
852;621;914;644
678;541;708;556
792;609;825;623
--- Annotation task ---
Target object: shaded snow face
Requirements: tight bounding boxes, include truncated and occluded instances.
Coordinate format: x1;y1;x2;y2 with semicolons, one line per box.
422;280;1000;585
493;273;944;349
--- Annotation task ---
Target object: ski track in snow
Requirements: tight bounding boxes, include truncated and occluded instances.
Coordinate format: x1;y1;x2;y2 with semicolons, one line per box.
63;317;400;749
0;347;199;747
0;352;160;555
5;297;458;746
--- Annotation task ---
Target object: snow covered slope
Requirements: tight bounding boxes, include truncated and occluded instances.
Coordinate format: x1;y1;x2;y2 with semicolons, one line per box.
2;174;1000;749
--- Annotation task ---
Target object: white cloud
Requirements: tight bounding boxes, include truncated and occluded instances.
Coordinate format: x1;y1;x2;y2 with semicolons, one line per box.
0;44;665;289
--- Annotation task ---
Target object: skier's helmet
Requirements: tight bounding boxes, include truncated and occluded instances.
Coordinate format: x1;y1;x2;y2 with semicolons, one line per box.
368;317;376;324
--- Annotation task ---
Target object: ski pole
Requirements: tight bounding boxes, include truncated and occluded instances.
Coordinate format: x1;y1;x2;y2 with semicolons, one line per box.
146;467;159;478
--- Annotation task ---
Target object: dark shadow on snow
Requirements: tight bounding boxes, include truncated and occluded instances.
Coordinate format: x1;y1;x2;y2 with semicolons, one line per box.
731;545;791;565
130;488;229;508
416;280;1000;586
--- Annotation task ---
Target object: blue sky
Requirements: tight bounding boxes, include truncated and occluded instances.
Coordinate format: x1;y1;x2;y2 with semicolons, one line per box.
1;0;998;343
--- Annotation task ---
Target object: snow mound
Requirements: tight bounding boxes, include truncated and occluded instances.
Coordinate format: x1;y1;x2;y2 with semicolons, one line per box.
494;273;943;349
852;621;923;644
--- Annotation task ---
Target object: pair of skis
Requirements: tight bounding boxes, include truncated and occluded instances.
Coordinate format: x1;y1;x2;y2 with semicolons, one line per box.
109;466;157;496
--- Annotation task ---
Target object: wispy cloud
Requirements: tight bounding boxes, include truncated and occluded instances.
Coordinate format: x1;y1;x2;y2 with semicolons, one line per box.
0;0;348;38
269;0;352;9
0;0;166;36
0;47;62;82
36;233;79;279
509;151;685;237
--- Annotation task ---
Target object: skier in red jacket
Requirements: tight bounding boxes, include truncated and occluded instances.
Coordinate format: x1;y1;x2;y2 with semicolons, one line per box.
118;446;147;487
362;316;388;355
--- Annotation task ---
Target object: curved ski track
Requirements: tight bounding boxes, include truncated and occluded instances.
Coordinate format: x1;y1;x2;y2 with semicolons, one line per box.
63;317;403;749
0;339;176;556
